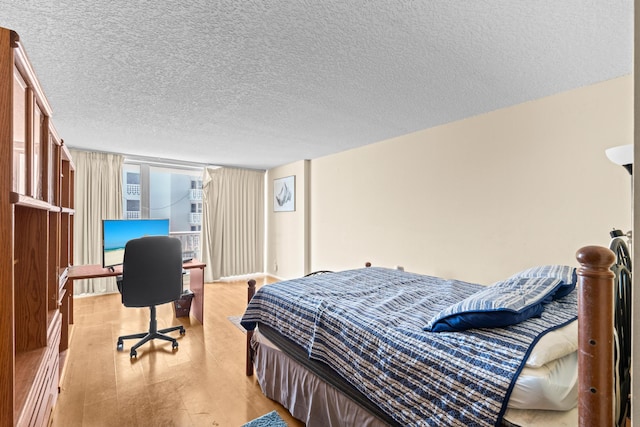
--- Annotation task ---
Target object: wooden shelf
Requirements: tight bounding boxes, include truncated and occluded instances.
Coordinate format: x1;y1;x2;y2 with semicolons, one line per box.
14;347;47;422
10;192;56;210
0;26;75;427
14;312;60;426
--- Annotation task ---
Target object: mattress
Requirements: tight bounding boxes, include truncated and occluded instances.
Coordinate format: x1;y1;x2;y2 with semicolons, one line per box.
252;320;578;426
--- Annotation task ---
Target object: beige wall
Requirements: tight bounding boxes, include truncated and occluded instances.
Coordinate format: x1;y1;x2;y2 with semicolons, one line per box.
266;160;309;279
268;76;633;284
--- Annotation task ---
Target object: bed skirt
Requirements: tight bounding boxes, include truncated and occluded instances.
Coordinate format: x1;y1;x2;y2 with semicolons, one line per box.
253;330;390;427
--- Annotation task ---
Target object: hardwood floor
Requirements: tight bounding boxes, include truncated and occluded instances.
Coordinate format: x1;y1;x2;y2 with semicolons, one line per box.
50;275;305;427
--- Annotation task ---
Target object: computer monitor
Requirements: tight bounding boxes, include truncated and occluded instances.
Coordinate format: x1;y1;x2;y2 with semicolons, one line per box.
101;218;170;268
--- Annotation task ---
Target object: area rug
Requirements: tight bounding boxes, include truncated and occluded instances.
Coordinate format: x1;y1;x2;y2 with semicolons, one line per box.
227;315;246;333
242;410;288;427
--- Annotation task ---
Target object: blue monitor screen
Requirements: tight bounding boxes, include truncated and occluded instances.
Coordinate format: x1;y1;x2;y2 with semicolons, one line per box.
102;218;170;268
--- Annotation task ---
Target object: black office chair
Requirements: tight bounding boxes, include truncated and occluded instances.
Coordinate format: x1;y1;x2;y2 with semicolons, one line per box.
116;235;186;358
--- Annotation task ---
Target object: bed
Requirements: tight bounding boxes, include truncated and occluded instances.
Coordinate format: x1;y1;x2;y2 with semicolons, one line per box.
241;239;631;426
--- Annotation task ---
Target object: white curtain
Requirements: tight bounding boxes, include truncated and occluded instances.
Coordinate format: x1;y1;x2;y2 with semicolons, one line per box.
71;149;123;294
201;167;264;281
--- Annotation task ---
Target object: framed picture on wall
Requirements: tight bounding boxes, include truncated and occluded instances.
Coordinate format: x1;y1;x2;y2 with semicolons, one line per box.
274;175;295;212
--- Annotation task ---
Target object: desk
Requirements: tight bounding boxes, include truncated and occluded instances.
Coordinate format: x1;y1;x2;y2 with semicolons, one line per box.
67;259;207;325
182;260;206;323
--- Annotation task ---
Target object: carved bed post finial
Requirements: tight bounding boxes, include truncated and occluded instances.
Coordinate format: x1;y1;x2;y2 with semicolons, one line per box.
575;245;616;427
247;279;257;302
246;279;256;376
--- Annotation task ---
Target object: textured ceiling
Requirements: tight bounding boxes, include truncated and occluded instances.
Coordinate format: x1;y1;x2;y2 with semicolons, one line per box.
1;1;633;170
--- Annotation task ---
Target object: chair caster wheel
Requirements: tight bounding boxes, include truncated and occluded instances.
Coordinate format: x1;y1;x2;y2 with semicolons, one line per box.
117;341;123;351
172;341;179;350
180;328;186;336
130;350;137;358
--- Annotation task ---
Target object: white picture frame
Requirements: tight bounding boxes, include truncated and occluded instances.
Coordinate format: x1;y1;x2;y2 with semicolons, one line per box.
273;175;295;212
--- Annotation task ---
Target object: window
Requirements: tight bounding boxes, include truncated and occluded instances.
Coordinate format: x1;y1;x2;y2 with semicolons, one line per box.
126;172;140;185
126;199;140;211
122;161;204;259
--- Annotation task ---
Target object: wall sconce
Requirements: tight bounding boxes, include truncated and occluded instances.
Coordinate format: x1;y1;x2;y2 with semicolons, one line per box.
605;144;633;175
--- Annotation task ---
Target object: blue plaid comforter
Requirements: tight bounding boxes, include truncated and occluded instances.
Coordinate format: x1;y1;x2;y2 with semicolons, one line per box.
241;267;577;427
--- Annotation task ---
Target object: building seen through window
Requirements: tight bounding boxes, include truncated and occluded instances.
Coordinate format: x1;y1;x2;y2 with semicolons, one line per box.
122;162;203;260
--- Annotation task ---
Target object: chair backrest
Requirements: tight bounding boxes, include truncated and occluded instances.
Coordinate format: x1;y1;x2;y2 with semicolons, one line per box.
121;235;183;307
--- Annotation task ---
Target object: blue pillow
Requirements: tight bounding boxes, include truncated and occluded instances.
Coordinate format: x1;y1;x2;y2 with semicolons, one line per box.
424;276;563;332
510;265;577;299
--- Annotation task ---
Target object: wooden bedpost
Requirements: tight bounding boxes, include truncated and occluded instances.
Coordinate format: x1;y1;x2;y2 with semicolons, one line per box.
575;245;616;427
246;279;257;376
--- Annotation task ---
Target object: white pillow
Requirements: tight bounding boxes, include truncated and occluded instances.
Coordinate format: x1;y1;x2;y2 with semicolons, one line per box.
525;320;577;368
510;351;578;410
